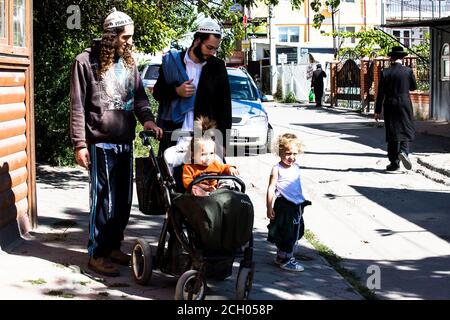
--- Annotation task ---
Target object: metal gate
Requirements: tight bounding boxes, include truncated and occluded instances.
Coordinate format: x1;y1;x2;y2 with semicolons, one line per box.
334;59;361;109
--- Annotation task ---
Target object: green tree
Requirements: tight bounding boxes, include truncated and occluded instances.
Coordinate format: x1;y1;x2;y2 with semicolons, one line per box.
337;28;398;59
34;0;244;165
34;0;332;165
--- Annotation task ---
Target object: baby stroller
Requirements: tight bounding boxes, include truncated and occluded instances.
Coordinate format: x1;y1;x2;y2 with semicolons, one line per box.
131;131;255;300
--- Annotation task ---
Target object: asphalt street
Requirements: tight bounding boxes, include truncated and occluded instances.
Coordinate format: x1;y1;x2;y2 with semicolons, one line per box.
228;103;450;299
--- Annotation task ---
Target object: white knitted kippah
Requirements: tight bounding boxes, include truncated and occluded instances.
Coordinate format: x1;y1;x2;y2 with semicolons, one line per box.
103;8;133;30
196;19;222;35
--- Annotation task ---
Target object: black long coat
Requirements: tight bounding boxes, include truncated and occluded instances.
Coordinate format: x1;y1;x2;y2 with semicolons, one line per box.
153;51;232;141
375;63;417;142
311;68;326;98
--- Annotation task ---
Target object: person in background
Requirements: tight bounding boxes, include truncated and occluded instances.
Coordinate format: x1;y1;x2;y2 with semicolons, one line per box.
311;63;327;107
70;8;162;277
375;46;417;171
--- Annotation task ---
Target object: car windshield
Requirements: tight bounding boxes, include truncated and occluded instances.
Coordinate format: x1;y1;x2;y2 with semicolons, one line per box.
229;75;258;101
144;65;160;80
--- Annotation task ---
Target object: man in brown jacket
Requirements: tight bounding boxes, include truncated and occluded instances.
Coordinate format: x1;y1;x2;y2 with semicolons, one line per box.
70;8;162;277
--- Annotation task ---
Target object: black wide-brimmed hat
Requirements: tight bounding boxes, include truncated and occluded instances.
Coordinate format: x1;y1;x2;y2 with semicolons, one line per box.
388;46;408;58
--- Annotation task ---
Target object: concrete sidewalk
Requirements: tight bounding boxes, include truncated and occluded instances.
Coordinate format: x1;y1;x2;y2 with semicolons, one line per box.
0;165;361;300
1;106;448;300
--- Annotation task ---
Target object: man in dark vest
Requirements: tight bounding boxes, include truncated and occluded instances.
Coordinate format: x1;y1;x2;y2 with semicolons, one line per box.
375;46;417;171
311;63;327;107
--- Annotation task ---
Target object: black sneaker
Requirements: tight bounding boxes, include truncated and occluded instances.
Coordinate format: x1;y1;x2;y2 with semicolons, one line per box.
386;163;400;171
398;152;412;170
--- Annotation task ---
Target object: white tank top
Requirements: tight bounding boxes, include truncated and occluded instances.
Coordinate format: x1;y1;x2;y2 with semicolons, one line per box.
275;162;305;205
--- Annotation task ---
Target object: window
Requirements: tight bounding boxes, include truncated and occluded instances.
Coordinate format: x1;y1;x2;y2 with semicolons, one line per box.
393;30;401;41
403;30;410;47
279;27;288;42
229;75;257;101
392;29;411;47
278;26;299;43
0;0;5;38
338;26;356;44
13;0;25;47
441;43;450;81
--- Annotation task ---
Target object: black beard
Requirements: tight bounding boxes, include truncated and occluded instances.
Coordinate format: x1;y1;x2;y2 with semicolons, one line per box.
193;45;207;62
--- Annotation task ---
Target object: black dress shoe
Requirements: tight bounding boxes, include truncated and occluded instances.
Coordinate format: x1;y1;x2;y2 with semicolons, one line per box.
386;163;400;171
398;152;412;170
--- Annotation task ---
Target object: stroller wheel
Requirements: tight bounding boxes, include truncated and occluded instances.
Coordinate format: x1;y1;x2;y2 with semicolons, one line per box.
236;263;255;300
131;239;152;285
175;270;206;300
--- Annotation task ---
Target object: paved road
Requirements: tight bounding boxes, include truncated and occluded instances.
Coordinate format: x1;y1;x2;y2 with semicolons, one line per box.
228;103;450;300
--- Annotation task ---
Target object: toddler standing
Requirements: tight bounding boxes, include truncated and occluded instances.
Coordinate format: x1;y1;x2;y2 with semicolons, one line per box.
266;133;307;272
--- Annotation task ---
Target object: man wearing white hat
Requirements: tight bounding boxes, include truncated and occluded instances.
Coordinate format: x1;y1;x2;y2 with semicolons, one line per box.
153;18;232;156
70;8;162;277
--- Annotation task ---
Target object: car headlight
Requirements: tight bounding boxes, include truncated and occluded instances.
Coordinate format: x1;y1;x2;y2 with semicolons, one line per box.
245;116;267;126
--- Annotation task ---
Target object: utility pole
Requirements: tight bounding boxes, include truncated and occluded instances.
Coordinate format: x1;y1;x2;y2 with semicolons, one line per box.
269;5;276;94
331;7;337;59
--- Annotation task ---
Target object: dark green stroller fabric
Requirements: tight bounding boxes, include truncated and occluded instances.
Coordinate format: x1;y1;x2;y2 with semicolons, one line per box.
173;188;254;252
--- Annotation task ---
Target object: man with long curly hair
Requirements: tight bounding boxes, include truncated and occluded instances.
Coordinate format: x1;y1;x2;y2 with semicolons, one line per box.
70;8;162;277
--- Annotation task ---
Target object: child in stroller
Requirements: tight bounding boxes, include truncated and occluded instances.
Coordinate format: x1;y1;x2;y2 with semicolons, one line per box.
131;124;255;300
182;116;240;196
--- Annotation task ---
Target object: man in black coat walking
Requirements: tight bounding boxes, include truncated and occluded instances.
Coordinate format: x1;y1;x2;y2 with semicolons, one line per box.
311;64;327;107
375;46;417;171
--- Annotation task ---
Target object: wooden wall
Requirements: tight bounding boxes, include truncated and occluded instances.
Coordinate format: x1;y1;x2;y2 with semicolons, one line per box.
0;0;35;246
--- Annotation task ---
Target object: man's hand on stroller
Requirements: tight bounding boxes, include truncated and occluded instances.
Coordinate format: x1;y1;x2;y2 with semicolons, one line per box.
143;120;163;140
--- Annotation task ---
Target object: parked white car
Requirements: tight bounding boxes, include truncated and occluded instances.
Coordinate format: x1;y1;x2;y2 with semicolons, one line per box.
146;64;273;153
140;56;162;93
227;67;273;154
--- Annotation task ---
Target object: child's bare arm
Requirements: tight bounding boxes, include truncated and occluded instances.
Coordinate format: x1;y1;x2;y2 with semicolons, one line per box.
266;166;278;219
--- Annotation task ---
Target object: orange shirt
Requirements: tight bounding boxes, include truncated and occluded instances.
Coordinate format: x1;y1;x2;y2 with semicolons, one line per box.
182;160;234;189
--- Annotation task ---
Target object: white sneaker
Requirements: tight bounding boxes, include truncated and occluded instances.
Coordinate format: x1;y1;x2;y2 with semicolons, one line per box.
280;257;304;272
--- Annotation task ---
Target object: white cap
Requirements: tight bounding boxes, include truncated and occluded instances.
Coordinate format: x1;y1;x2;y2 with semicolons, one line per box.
196;19;222;35
103;8;133;30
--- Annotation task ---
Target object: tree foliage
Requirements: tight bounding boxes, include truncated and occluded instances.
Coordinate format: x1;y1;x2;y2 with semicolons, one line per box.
337;29;398;59
34;0;333;165
34;0;244;165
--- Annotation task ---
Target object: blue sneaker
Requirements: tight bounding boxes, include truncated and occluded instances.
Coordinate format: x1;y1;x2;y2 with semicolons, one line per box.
280;257;304;272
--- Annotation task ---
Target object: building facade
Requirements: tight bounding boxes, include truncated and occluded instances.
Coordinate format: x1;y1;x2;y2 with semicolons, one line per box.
246;0;383;93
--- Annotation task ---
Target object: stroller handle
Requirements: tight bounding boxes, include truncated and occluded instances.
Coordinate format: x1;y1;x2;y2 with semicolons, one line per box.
139;130;158;146
139;130;195;146
188;175;246;193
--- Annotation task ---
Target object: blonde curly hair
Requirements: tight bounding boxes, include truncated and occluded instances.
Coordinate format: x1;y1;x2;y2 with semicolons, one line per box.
275;133;304;156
